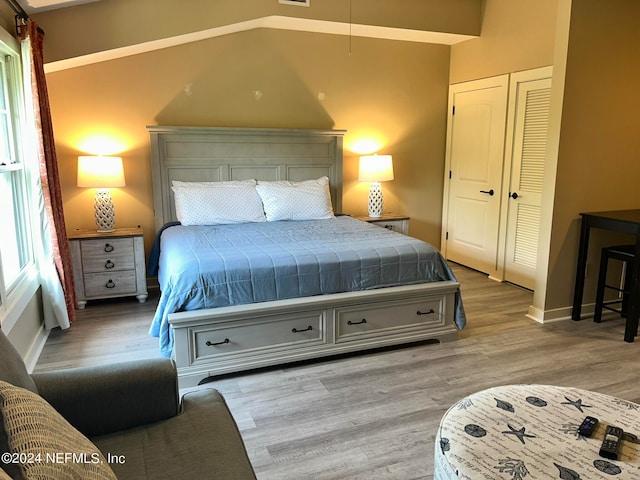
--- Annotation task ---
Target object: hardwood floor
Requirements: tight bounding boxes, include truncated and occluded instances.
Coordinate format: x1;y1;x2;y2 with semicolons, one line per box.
35;264;640;479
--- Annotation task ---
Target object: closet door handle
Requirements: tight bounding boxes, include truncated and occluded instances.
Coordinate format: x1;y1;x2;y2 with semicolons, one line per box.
480;189;495;196
509;192;519;199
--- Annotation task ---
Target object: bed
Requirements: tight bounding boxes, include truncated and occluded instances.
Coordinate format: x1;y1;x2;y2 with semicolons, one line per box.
148;126;465;387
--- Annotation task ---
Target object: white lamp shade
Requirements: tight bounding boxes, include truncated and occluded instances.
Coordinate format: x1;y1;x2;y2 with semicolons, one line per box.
358;154;394;182
77;156;126;188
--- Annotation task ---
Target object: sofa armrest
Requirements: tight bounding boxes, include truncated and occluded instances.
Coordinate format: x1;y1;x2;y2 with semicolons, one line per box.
32;358;180;437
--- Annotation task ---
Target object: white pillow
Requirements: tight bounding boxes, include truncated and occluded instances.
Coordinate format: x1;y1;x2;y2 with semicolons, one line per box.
171;179;256;188
172;182;266;225
256;177;334;221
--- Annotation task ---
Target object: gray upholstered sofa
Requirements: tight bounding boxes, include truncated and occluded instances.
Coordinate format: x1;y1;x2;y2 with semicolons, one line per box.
0;329;256;480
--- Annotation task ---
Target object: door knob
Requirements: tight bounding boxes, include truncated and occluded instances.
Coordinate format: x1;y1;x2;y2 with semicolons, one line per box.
480;189;495;196
509;192;519;199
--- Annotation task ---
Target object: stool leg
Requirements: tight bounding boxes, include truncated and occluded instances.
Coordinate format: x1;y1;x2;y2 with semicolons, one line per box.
594;249;608;323
621;260;632;317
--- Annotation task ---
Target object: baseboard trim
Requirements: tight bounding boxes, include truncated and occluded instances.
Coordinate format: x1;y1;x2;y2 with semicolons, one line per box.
25;325;50;374
526;303;595;324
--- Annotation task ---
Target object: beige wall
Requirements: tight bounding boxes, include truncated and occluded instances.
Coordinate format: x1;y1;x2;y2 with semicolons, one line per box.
35;0;482;63
45;28;451;250
545;0;640;311
38;0;561;300
34;0;485;250
0;3;14;33
449;0;558;84
12;0;637;357
452;0;640;317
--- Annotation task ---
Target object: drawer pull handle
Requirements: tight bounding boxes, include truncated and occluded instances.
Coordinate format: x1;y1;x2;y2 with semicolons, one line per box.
104;243;114;253
292;326;313;333
206;338;230;347
105;279;116;289
417;309;435;316
347;319;367;326
105;260;115;269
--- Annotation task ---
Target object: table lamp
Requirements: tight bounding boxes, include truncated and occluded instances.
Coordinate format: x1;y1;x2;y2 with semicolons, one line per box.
77;155;125;232
358;154;394;217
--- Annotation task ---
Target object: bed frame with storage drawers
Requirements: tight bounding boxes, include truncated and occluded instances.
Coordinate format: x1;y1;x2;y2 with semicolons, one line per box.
149;126;461;387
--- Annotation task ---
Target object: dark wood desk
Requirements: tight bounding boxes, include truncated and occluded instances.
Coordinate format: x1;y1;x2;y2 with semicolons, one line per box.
572;209;640;342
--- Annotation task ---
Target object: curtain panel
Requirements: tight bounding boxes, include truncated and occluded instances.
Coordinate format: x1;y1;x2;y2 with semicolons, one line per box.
19;20;75;328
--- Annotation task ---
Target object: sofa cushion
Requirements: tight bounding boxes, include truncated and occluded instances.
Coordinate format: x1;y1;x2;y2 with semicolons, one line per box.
93;388;256;480
33;358;179;437
0;380;117;480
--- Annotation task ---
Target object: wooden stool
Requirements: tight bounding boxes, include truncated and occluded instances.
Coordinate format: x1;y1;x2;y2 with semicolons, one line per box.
594;244;635;323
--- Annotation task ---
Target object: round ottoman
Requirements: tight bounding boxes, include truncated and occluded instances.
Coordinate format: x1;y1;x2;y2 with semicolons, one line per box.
435;385;640;479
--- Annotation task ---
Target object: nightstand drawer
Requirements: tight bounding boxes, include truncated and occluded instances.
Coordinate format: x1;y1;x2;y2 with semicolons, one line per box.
82;252;135;273
80;237;134;259
355;214;410;235
83;271;137;297
375;219;407;233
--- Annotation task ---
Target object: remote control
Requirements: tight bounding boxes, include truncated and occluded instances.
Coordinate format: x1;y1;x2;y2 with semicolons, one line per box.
599;425;623;460
578;416;599;438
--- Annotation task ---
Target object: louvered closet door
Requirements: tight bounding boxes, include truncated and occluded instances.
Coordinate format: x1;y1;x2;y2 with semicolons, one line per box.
503;76;552;290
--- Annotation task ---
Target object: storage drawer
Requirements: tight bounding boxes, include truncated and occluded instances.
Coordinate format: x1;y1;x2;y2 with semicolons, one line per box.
191;310;327;363
334;295;445;343
83;271;137;297
82;251;135;273
80;237;134;260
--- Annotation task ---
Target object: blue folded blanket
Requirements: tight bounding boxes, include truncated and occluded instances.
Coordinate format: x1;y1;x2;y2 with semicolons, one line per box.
149;216;465;357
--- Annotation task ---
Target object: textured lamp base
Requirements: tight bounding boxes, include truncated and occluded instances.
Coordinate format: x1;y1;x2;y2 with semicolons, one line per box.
94;189;116;232
368;181;383;218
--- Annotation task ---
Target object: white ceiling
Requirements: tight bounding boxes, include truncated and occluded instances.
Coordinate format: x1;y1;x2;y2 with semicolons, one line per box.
20;0;101;14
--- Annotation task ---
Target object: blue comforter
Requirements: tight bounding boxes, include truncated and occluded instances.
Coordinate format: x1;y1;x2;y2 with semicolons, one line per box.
149;216;465;357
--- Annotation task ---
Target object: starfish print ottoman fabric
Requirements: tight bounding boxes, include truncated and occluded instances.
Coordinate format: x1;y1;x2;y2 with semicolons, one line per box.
434;385;640;479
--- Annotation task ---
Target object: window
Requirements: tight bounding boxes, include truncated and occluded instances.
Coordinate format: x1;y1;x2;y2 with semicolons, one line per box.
0;29;36;328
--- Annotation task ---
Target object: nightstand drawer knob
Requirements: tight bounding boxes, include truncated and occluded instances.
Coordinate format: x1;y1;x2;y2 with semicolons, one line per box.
105;279;116;289
105;260;115;269
104;243;114;253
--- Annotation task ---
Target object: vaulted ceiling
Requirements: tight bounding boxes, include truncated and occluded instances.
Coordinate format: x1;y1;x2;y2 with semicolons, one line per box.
20;0;100;14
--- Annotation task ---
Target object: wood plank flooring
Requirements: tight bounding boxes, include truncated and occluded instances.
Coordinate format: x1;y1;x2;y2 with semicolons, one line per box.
35;264;640;479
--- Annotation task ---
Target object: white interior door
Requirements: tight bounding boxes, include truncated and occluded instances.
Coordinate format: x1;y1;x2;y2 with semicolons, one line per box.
502;71;552;290
443;75;508;275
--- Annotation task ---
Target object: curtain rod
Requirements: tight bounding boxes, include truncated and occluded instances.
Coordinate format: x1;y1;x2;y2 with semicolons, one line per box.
4;0;28;21
3;0;45;35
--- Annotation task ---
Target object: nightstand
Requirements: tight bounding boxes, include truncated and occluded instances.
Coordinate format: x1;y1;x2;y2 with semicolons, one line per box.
69;227;148;309
356;214;410;235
